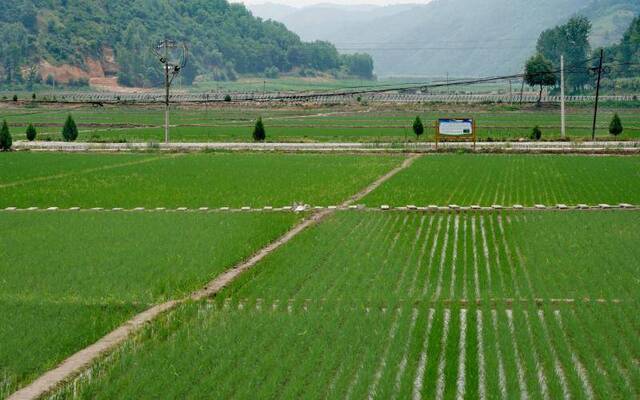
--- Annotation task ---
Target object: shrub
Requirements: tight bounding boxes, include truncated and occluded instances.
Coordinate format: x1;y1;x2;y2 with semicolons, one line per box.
609;113;623;137
62;115;79;142
0;120;12;151
26;124;37;141
32;93;36;100
12;95;18;102
412;116;425;139
530;126;542;141
224;94;232;102
252;117;266;142
264;66;280;79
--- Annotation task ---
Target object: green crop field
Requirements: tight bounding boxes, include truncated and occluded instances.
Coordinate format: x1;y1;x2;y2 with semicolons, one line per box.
2;151;639;400
0;211;299;397
362;154;640;207
2;102;639;143
0;152;401;208
50;211;640;399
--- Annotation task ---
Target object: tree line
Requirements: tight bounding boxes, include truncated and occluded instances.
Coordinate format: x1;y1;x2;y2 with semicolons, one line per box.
524;15;640;97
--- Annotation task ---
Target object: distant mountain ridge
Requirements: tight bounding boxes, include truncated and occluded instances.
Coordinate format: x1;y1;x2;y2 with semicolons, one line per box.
248;0;640;77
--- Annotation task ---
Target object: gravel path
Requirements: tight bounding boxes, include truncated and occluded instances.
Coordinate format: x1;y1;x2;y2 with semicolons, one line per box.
11;140;640;154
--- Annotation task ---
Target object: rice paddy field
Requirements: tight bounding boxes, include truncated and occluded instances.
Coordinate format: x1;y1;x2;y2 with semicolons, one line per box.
0;152;401;208
1;101;640;143
1;151;639;399
49;211;640;400
362;154;640;207
0;212;300;397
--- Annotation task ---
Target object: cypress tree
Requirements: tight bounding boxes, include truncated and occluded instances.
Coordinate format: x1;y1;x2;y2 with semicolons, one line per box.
0;120;12;151
253;117;266;141
609;113;623;137
26;123;37;141
530;126;542;141
62;115;79;142
412;116;424;139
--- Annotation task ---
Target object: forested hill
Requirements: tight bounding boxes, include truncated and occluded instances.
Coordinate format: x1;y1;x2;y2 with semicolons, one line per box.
0;0;374;88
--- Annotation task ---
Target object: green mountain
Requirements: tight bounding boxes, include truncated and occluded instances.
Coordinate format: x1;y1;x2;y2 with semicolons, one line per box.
0;0;374;88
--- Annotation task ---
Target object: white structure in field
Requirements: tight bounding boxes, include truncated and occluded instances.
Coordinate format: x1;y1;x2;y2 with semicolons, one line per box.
438;119;474;136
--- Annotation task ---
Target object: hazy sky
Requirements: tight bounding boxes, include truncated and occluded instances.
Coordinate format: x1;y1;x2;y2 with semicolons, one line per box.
235;0;428;6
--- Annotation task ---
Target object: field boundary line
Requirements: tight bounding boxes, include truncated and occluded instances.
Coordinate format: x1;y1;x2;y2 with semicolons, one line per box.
3;203;638;213
0;155;174;190
7;154;419;400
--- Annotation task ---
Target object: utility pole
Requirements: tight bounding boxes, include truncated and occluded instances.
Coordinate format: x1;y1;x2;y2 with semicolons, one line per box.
560;55;566;138
508;79;513;104
520;75;525;105
591;48;604;141
153;39;188;144
446;72;449;95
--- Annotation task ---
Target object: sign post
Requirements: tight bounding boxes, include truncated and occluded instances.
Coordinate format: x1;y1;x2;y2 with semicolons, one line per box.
436;118;476;150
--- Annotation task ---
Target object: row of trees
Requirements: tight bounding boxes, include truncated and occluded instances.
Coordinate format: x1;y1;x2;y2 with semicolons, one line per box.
524;15;640;98
0;116;79;151
0;113;625;150
535;16;592;92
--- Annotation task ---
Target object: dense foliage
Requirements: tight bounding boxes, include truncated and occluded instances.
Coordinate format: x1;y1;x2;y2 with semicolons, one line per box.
62;115;78;142
536;16;592;92
253;117;266;142
530;125;543;140
26;124;37;141
0;0;374;87
412;116;424;139
532;13;640;94
525;54;557;102
605;17;640;78
609;113;623;136
0;120;12;151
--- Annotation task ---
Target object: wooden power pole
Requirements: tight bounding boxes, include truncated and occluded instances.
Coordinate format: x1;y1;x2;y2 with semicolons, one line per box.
560;55;566;138
591;49;604;141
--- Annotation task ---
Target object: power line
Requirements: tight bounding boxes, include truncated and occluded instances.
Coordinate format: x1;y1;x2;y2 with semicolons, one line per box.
234;55;612;102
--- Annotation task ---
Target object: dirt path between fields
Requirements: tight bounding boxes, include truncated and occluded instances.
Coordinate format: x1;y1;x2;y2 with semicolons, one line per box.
6;154;420;400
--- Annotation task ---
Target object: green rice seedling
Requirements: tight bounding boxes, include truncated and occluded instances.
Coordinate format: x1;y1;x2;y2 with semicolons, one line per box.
362;154;640;207
0;211;299;395
0;152;401;208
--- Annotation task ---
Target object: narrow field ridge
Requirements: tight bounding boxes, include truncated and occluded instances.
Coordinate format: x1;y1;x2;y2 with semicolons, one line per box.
392;308;420;399
506;309;530;400
2;204;639;214
456;309;467;400
206;298;627;314
412;309;436;400
12;140;640;154
435;309;451;400
553;310;595;400
477;309;487;400
6;155;422;400
491;309;509;400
